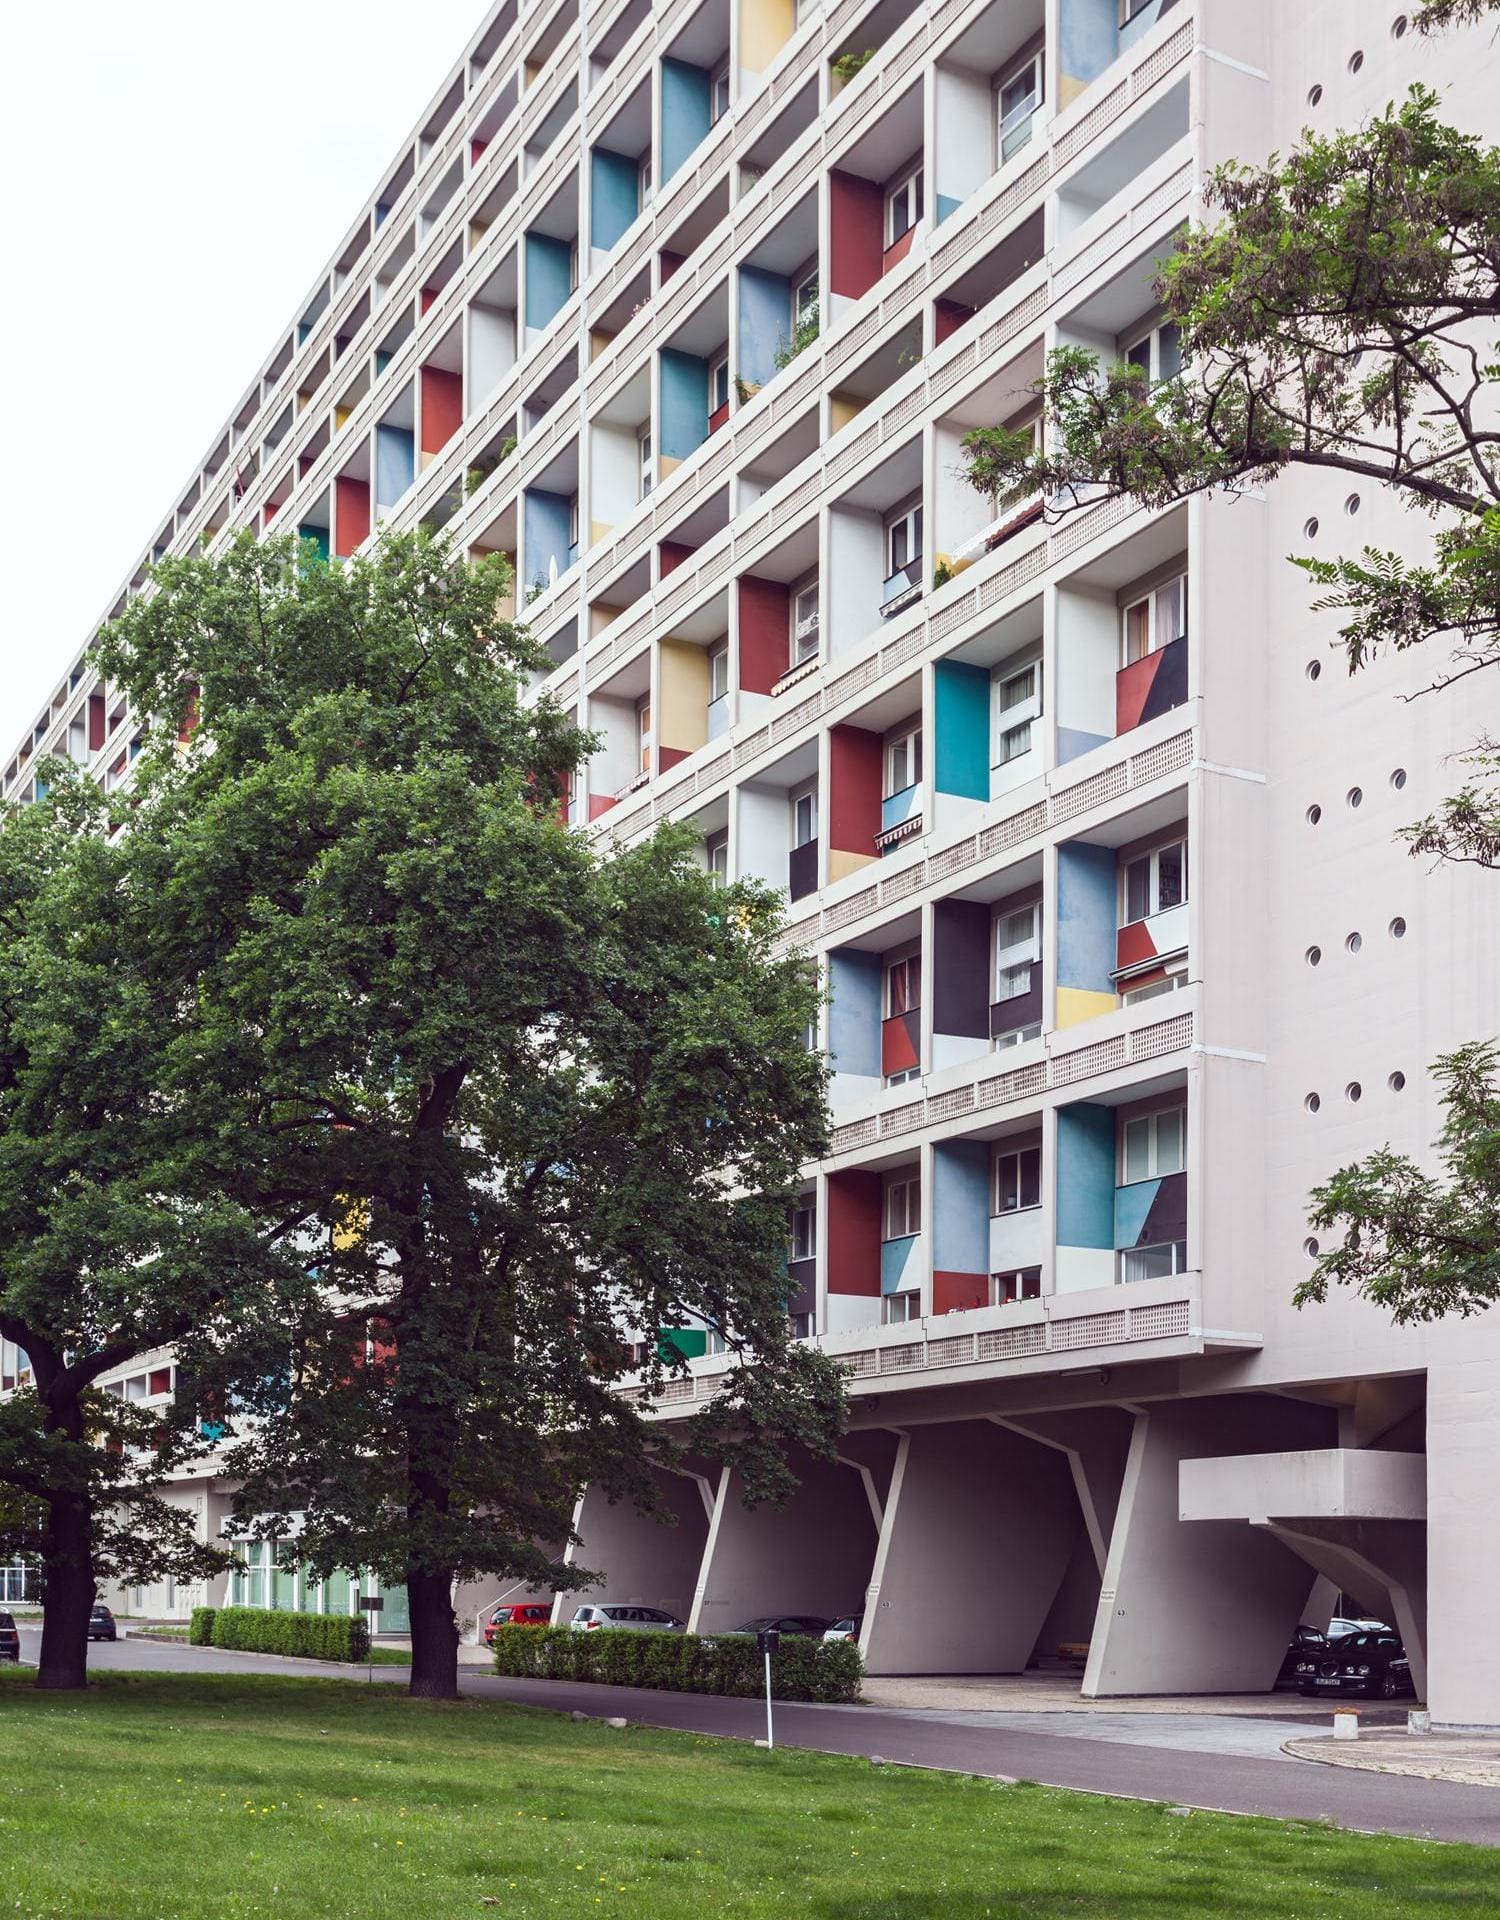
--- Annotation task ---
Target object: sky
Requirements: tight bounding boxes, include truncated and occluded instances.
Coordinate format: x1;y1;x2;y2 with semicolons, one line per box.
0;0;488;750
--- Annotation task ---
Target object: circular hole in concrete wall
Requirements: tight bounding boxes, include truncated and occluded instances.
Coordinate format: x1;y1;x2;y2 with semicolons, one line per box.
1389;916;1407;939
1348;50;1364;74
1306;659;1322;681
1305;1092;1321;1114
1390;767;1407;790
1347;786;1363;808
1344;492;1361;516
1392;14;1409;38
1304;516;1320;539
1306;945;1322;967
1346;931;1363;954
1346;1081;1363;1103
1304;1237;1320;1257
1307;803;1322;825
1388;1070;1406;1092
1308;83;1324;106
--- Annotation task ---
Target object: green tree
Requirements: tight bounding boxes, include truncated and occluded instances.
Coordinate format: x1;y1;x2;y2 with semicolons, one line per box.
0;781;298;1690
957;15;1500;1324
100;529;843;1700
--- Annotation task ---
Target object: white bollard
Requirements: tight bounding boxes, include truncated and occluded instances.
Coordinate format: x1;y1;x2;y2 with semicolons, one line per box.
1408;1710;1431;1736
1333;1710;1359;1741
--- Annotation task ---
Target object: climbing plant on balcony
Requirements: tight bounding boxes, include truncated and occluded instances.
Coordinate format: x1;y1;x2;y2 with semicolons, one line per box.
97;527;842;1702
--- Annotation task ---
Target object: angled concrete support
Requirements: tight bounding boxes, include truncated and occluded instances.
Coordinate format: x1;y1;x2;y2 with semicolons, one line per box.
687;1442;892;1635
1084;1398;1332;1696
557;1462;716;1624
861;1419;1081;1675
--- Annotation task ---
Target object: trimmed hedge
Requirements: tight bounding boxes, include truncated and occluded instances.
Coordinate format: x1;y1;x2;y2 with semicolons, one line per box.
492;1625;862;1704
188;1607;217;1647
207;1605;370;1663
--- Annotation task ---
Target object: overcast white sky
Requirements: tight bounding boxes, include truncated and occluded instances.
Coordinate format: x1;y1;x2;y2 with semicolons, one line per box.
0;0;488;746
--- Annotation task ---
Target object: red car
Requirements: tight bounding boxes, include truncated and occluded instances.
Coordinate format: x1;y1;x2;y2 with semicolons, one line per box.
483;1601;553;1645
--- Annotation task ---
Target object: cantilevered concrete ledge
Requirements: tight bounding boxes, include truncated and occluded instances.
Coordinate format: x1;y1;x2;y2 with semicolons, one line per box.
1179;1449;1427;1525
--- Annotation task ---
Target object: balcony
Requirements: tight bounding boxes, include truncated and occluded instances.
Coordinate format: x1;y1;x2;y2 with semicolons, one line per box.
1115;904;1188;989
876;781;922;854
1116;632;1187;735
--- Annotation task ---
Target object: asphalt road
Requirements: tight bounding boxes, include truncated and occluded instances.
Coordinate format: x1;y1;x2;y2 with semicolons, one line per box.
13;1628;1500;1848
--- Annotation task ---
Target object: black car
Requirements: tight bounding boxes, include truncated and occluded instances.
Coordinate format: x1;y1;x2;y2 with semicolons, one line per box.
730;1615;834;1638
1294;1628;1415;1699
0;1611;19;1664
1276;1623;1325;1688
88;1605;118;1643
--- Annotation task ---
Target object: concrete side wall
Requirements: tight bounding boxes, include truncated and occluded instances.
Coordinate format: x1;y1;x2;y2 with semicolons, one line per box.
561;1467;713;1624
691;1455;879;1633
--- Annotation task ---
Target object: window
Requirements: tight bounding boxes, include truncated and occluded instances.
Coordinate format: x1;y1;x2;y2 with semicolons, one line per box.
638;152;653;207
705;1328;728;1355
994;902;1040;1003
1123;839;1187;923
709;645;729;704
1122;969;1186;1005
994;1145;1041;1214
885;1174;920;1239
886;165;924;246
637;426;653;500
790;1200;816;1263
706;829;729;885
710;353;730;415
1122;573;1186;664
886;727;922;796
993;659;1041;766
1121;1106;1185;1184
711;58;731;123
635;695;653;776
883;503;918;576
568;494;580;550
886;954;919;1018
1123;320;1182;382
791;783;818;847
997;51;1043;161
789;1310;813;1340
1121;1241;1188;1282
794;268;819;322
883;1290;921;1325
792;579;820;661
991;1266;1041;1306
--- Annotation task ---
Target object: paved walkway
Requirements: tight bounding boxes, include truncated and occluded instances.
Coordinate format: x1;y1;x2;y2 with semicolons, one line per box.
14;1628;1500;1847
1286;1732;1500;1789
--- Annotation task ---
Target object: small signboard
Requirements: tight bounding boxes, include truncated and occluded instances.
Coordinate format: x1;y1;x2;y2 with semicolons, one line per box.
358;1596;384;1612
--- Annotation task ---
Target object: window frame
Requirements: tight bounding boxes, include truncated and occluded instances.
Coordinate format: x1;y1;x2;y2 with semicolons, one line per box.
993;1143;1042;1216
1119;1104;1186;1185
706;827;729;886
708;642;729;704
637;425;654;501
885;725;923;799
790;781;818;848
1122;570;1187;666
885;163;925;246
637;150;654;207
793;266;819;322
709;352;730;415
996;49;1044;161
991;1266;1041;1306
884;1173;921;1240
885;951;920;1019
791;576;821;661
882;1289;921;1325
1122;318;1182;382
790;1199;816;1264
885;498;924;579
992;654;1042;768
1122;836;1188;926
710;57;731;123
635;694;653;775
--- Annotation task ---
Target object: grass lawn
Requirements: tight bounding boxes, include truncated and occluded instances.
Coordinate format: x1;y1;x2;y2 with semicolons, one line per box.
0;1670;1494;1919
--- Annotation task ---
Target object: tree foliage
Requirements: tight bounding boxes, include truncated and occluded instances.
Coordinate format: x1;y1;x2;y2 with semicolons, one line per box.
98;529;842;1697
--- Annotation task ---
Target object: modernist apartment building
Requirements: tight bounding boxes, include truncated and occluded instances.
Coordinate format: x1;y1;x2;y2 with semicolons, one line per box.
4;0;1499;1722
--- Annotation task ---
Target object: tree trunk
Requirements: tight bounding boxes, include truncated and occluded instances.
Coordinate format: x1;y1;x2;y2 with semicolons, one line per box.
406;1565;459;1699
35;1492;96;1692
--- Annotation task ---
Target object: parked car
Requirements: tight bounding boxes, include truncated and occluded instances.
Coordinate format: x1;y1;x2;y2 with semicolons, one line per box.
482;1601;552;1646
823;1616;864;1643
0;1611;19;1664
1326;1616;1388;1638
730;1615;834;1638
1275;1623;1325;1687
1294;1628;1415;1699
568;1604;683;1632
88;1605;118;1643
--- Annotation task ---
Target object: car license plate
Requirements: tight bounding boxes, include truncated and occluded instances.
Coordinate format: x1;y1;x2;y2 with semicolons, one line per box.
1313;1676;1341;1687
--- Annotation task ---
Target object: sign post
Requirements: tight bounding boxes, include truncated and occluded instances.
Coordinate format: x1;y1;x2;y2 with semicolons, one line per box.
358;1594;384;1685
756;1628;779;1751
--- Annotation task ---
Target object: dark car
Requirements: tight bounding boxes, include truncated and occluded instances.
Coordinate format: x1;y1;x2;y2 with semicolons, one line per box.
1275;1623;1325;1688
1295;1629;1415;1699
88;1605;118;1643
0;1611;19;1664
823;1616;864;1644
730;1615;834;1638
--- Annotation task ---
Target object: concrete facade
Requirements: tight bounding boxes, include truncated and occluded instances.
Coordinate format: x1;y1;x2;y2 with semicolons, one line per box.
4;0;1500;1723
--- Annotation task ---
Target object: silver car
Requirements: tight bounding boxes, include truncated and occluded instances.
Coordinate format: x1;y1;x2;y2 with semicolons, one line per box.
568;1603;684;1632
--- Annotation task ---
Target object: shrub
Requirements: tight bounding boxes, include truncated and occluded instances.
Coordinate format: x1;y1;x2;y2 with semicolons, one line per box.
188;1607;217;1647
207;1605;370;1663
493;1626;862;1704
